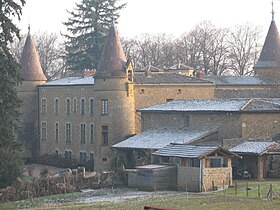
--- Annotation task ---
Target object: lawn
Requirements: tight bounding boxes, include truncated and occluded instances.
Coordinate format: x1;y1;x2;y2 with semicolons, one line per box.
1;180;280;210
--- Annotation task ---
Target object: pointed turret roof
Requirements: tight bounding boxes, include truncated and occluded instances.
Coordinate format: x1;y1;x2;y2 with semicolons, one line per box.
254;20;280;69
96;23;127;78
20;29;47;81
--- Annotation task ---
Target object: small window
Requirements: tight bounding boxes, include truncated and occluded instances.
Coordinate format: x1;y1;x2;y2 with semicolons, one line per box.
73;98;77;113
102;157;107;162
64;150;72;159
55;122;59;142
41;122;47;141
66;123;71;143
102;126;108;145
90;98;94;115
90;124;94;144
66;98;71;115
41;98;47;114
101;99;108;115
90;152;94;160
80;123;86;144
55;149;59;157
81;98;86;114
54;98;59;114
178;89;182;94
141;89;145;94
189;158;200;167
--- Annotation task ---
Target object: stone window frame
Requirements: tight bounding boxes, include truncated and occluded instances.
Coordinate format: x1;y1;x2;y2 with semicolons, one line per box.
79;151;87;164
102;125;109;145
80;123;86;144
64;149;72;159
41;121;47;141
66;97;71;115
41;98;47;114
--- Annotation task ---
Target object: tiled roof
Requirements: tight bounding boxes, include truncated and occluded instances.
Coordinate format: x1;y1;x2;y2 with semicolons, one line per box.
112;127;217;150
152;144;218;158
134;73;212;84
139;98;280;113
206;76;268;86
96;24;127;78
254;21;280;69
20;33;47;81
230;141;280;154
41;76;94;86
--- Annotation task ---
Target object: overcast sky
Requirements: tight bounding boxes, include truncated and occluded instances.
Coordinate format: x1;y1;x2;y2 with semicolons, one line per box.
19;0;276;38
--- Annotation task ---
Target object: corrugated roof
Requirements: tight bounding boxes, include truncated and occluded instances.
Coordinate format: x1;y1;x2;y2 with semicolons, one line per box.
254;21;280;69
20;32;47;81
112;127;217;150
134;73;212;84
229;141;278;154
42;76;94;86
96;24;127;78
139;98;280;113
153;144;218;158
206;76;268;86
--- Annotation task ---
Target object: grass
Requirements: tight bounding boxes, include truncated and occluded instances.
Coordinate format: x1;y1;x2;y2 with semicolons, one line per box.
2;180;280;209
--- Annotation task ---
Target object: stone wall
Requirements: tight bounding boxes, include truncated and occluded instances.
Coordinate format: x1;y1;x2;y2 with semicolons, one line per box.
202;167;232;192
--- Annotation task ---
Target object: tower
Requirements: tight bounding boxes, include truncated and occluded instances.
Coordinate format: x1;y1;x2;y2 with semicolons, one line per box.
94;23;135;170
18;27;47;159
254;1;280;83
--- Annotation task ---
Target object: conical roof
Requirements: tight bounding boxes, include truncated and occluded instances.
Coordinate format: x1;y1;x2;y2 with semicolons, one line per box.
254;21;280;69
96;24;127;78
20;32;47;81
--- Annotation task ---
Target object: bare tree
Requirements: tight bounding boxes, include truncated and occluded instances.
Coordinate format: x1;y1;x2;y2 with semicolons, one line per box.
227;23;262;75
10;32;66;80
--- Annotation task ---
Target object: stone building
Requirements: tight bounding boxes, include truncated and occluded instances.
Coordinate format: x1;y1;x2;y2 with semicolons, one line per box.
18;14;280;172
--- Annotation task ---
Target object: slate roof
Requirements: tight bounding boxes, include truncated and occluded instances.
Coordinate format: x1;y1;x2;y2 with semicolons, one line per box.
206;76;268;86
138;98;280;113
20;32;47;81
41;76;94;86
230;141;280;155
254;21;280;69
134;73;212;84
96;23;127;78
112;127;217;150
153;144;218;158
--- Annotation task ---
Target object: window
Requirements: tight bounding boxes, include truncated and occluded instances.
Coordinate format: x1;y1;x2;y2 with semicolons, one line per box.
209;158;228;168
81;98;85;114
55;149;59;157
54;98;59;114
65;150;72;159
90;98;94;115
90;152;94;160
188;158;200;167
161;156;170;163
41;122;47;141
90;124;94;144
55;122;59;142
66;98;71;115
101;99;108;115
66;123;71;143
80;123;86;143
79;152;87;164
102;126;108;145
73;98;77;113
41;98;47;114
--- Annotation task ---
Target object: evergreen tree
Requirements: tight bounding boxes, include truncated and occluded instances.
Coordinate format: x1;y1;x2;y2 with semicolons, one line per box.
0;0;25;188
63;0;126;71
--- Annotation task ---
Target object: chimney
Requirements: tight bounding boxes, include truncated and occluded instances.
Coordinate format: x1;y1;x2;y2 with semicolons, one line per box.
83;69;96;76
145;70;152;77
196;71;205;80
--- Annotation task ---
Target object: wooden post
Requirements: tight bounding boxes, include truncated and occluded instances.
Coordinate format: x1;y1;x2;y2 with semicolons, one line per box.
212;180;215;192
235;181;237;197
258;184;260;198
246;181;248;197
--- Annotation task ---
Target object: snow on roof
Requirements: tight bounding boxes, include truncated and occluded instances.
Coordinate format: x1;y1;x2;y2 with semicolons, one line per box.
139;98;280;113
42;76;94;86
229;141;277;154
152;144;218;158
206;76;268;86
139;99;250;112
112;127;217;150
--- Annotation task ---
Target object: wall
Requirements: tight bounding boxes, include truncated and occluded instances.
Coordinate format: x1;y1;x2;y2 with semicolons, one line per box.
177;166;200;191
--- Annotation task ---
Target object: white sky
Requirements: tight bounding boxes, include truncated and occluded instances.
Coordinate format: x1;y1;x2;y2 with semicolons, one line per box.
19;0;276;39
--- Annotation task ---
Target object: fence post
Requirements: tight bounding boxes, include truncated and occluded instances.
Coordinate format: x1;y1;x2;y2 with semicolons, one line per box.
246;181;248;197
258;184;260;198
235;181;237;197
212;180;215;192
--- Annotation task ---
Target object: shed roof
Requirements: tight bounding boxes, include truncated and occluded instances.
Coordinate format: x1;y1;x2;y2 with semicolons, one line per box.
41;76;94;86
138;98;280;113
152;144;235;159
230;141;280;155
112;127;217;150
134;73;212;84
